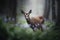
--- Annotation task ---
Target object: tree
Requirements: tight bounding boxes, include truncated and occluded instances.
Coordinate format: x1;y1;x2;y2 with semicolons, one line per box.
56;0;60;26
44;0;50;19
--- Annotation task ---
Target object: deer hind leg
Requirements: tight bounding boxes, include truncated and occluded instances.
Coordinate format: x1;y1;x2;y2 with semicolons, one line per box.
40;25;43;31
37;24;43;31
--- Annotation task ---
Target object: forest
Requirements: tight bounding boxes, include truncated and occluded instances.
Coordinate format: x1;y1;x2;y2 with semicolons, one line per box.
0;0;60;40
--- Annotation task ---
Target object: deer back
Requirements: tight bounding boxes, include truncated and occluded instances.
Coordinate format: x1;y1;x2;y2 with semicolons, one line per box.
30;16;44;24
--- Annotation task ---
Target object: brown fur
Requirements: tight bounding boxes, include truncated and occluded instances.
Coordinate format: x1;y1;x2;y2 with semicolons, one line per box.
30;16;44;24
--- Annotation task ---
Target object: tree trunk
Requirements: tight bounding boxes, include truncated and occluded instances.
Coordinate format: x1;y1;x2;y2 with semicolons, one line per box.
44;0;50;19
52;0;56;21
9;0;17;23
56;0;60;26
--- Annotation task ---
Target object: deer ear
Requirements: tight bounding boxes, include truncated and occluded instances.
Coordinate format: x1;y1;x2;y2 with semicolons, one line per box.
21;10;25;14
29;10;32;13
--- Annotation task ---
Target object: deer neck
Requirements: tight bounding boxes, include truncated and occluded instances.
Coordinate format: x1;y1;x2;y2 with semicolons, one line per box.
25;17;30;24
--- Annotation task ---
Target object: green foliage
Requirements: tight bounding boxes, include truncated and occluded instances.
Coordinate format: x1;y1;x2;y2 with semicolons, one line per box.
19;20;26;24
0;18;59;40
44;21;55;27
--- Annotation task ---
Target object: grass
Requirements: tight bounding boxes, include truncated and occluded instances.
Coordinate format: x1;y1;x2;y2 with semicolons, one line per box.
0;18;58;40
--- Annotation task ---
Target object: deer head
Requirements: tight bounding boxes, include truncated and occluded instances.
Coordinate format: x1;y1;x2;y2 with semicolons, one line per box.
21;10;32;19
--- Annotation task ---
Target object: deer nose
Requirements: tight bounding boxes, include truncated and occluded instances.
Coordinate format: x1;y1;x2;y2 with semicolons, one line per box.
26;17;28;18
26;16;29;18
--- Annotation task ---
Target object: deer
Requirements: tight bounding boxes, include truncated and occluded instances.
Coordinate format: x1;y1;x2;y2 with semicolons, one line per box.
21;10;44;31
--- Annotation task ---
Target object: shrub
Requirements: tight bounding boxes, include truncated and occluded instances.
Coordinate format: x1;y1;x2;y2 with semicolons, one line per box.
0;18;59;40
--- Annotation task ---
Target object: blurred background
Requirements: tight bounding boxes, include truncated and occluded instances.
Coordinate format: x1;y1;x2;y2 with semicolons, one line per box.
0;0;59;24
0;0;60;40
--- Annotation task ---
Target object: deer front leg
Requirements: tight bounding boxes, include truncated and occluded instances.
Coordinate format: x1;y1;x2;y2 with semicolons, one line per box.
30;25;37;32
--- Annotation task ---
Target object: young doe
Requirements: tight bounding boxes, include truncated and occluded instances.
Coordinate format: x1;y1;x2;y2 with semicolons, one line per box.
21;10;44;31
